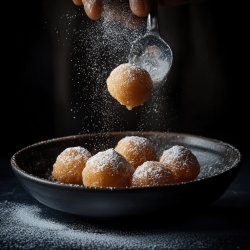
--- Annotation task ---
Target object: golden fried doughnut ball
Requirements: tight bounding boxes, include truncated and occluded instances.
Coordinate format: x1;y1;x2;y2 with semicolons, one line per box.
82;148;134;188
132;161;176;187
115;136;157;169
52;146;91;185
160;145;200;183
107;63;153;110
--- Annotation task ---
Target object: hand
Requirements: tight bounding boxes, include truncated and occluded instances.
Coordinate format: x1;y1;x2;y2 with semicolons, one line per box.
72;0;189;21
72;0;153;20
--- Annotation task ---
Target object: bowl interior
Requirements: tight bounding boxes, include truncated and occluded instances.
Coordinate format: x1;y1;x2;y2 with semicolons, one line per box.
13;132;240;185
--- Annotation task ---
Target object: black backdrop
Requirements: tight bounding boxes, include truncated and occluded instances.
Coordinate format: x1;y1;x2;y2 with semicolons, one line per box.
1;0;249;158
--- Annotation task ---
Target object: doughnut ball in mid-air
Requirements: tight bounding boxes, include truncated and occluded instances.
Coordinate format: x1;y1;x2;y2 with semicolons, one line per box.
115;136;157;169
82;149;134;188
107;63;153;110
132;161;176;187
52;146;91;185
160;145;200;183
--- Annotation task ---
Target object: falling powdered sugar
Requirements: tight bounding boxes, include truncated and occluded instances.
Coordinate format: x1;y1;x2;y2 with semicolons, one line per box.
61;0;168;130
52;0;172;134
62;1;147;133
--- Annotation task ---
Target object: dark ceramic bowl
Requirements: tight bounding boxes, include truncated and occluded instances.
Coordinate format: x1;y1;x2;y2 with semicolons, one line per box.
11;132;241;218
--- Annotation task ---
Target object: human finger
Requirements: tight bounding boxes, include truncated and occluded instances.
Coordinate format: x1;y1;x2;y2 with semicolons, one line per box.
84;0;103;20
72;0;83;6
129;0;152;17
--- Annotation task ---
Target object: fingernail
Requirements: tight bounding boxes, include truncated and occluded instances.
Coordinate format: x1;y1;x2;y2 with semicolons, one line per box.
129;0;152;17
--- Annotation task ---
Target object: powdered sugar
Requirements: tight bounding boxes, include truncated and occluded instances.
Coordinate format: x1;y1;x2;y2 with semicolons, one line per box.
132;161;174;186
115;136;157;167
0;201;224;249
56;146;91;165
57;1;168;132
160;145;199;168
108;63;151;86
14;204;67;231
133;161;168;180
130;44;170;88
159;145;200;182
64;1;147;132
118;136;153;149
116;136;155;157
86;148;133;175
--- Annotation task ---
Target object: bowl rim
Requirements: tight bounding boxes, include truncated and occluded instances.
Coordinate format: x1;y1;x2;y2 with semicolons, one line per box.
11;131;242;192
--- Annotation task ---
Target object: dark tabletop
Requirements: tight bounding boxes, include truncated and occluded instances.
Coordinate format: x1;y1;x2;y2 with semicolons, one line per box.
1;156;250;250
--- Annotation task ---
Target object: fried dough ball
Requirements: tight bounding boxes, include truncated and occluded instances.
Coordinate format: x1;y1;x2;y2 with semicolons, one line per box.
160;145;200;183
82;148;134;188
107;63;153;110
115;136;157;169
52;146;91;185
132;161;176;187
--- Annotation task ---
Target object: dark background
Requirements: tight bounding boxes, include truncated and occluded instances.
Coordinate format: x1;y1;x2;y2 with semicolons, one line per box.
1;0;249;158
1;2;250;249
